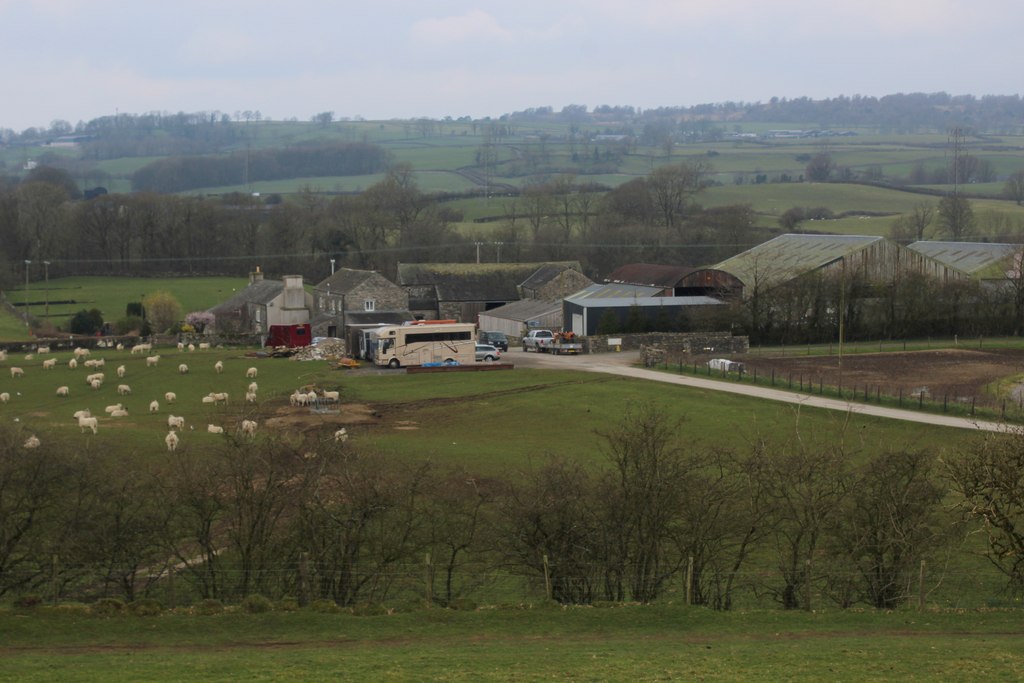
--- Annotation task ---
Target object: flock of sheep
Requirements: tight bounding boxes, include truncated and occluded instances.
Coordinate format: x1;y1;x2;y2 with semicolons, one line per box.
0;342;349;452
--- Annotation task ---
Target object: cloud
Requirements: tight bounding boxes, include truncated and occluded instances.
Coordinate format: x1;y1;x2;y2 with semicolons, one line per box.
409;10;513;45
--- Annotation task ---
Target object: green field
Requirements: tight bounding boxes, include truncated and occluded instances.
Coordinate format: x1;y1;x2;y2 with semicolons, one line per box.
0;605;1020;681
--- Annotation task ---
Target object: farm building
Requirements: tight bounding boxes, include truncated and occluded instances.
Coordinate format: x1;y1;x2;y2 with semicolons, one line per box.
208;269;312;336
477;298;565;339
713;234;966;296
906;241;1022;286
604;263;743;299
310;268;412;353
396;261;588;322
563;283;727;336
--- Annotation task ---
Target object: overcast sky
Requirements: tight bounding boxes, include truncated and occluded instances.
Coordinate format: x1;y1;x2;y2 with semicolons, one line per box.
1;0;1020;131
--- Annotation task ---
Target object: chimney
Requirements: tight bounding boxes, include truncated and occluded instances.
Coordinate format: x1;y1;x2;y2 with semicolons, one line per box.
249;266;264;284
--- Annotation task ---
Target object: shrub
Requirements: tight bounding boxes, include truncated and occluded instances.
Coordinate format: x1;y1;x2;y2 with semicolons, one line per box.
350;602;389;617
13;594;43;610
276;597;300;612
448;598;477;611
50;602;91;616
241;594;274;614
69;308;104;335
90;598;126;617
309;599;341;614
193;598;224;616
113;315;145;335
128;599;163;616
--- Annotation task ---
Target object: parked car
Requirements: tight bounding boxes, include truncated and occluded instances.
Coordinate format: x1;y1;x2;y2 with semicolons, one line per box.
478;331;509;351
475;343;502;362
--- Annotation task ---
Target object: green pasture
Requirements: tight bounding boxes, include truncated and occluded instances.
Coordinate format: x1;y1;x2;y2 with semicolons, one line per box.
10;275;249;333
0;606;1020;681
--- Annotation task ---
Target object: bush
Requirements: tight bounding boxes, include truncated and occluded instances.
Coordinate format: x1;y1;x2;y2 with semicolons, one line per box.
309;599;341;614
241;594;274;614
276;597;300;612
448;598;477;611
49;602;91;616
90;597;126;617
128;599;163;616
13;594;43;610
193;598;224;616
113;315;145;335
350;602;389;617
69;308;104;335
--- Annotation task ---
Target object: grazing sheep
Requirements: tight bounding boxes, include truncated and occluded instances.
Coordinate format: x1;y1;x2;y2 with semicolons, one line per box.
73;409;90;420
117;384;132;396
149;400;160;413
305;391;318;405
23;354;33;361
68;358;78;369
292;391;308;406
202;394;216;405
167;415;185;431
36;346;50;354
0;392;9;403
333;428;349;443
177;342;185;351
85;372;104;385
207;424;224;434
10;367;24;378
245;391;257;404
77;415;99;434
94;358;105;368
42;358;57;370
73;347;90;359
188;343;195;352
56;386;69;397
116;343;124;351
239;419;257;437
164;391;176;404
110;408;129;418
116;365;126;378
90;379;102;390
104;404;123;414
210;392;229;405
199;342;211;350
131;343;151;355
165;431;179;452
146;355;160;367
323;390;340;403
214;360;223;374
24;435;41;448
246;367;258;378
247;382;258;394
0;350;6;361
178;363;189;374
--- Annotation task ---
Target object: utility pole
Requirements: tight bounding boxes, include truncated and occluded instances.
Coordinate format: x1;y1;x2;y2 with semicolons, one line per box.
23;260;31;327
43;260;50;318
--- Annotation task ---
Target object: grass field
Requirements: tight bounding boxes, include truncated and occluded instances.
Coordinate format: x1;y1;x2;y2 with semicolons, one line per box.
0;605;1020;681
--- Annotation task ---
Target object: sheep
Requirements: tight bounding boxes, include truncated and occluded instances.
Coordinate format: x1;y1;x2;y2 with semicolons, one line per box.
73;409;90;420
165;431;179;452
207;424;224;434
246;367;258;378
201;395;216;405
214;360;223;374
145;355;160;367
36;346;50;354
110;408;129;418
149;400;160;413
188;343;195;352
210;392;229;405
23;354;34;361
178;363;189;374
167;415;185;431
116;365;126;378
0;350;6;361
85;372;104;385
93;358;105;368
323;390;340;403
0;392;9;403
239;419;257;437
199;342;211;350
245;391;257;404
73;347;90;359
78;415;98;434
116;343;124;351
177;342;185;351
10;367;24;378
130;343;152;355
305;391;318;405
104;403;123;414
333;428;349;443
84;359;99;368
247;382;258;394
292;391;308;406
68;358;78;369
164;391;176;404
289;391;302;406
56;386;69;397
24;435;41;448
90;379;102;390
117;384;132;396
42;358;57;370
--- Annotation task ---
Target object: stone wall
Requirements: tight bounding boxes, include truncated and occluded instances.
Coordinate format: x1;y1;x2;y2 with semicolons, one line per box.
585;331;748;356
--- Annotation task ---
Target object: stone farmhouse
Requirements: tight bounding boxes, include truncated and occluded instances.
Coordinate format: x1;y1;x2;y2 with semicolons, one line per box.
207;269;311;336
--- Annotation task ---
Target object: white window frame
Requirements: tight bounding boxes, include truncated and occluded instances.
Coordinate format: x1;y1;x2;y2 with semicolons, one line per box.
364;299;376;312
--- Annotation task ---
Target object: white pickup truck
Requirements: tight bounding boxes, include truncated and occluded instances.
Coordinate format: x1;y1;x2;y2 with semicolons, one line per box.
521;329;584;354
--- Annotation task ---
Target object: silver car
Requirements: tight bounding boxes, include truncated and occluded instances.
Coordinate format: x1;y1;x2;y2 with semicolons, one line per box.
475;343;502;362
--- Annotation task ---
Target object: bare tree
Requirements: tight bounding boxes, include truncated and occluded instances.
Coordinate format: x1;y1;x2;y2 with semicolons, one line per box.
937;195;974;241
1005;170;1024;206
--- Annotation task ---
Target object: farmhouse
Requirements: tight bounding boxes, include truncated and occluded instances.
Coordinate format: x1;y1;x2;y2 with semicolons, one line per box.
207;269;312;336
311;267;412;353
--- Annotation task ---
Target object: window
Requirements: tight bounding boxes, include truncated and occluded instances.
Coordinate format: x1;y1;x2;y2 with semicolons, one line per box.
364;299;376;312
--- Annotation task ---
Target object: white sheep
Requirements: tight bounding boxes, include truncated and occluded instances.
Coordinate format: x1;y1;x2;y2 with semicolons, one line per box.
68;358;78;369
0;392;9;403
214;360;223;374
10;367;24;378
104;403;123;414
24;354;33;361
168;415;185;431
90;379;102;390
130;343;151;355
42;358;57;370
116;365;126;378
73;409;90;420
116;343;124;351
292;391;308;406
149;400;160;413
199;342;211;350
188;343;195;352
305;390;318;405
211;392;229;405
110;408;129;418
207;424;224;434
73;347;90;359
85;372;104;385
93;358;105;368
117;384;132;396
245;391;257;404
78;415;98;434
239;419;257;437
36;346;50;354
246;367;258;378
24;435;41;448
165;431;179;452
333;428;349;443
177;342;185;351
178;363;189;374
323;390;340;403
164;391;176;404
0;350;6;361
56;386;69;397
146;355;160;367
247;382;258;394
201;395;215;405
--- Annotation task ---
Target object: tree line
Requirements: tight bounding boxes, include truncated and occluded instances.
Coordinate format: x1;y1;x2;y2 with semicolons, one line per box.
1;406;1020;610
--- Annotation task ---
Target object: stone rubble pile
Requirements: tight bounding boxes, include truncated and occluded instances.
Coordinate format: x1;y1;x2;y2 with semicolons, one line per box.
290;340;348;361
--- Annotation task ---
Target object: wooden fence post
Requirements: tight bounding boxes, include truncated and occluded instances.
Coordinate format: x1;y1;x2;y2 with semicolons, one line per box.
686;556;694;606
918;560;926;611
543;554;552;601
425;553;434;607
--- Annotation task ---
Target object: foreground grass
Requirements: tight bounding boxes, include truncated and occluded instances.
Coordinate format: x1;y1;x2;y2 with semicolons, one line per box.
1;605;1020;681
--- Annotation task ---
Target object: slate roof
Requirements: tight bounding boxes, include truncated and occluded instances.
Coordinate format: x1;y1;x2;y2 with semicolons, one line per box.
713;234;885;288
208;279;283;315
397;262;581;302
604;263;697;288
906;241;1021;279
566;283;663;300
479;298;563;322
316;268;387;293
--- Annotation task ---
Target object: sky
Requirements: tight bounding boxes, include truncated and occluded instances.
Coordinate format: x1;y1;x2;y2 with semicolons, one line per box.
1;0;1021;131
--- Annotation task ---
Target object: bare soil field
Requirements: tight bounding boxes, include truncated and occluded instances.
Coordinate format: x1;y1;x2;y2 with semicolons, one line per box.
736;348;1024;405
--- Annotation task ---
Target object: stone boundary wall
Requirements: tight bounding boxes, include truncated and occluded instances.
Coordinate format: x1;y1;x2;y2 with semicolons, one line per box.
585;332;748;356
